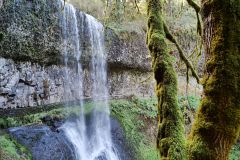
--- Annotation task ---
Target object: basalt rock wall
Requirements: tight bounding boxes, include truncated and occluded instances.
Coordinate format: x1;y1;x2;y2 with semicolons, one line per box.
0;0;154;109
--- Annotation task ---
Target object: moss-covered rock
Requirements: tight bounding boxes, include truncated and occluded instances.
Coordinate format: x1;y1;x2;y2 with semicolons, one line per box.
0;0;153;71
0;0;64;65
105;27;151;72
0;133;31;160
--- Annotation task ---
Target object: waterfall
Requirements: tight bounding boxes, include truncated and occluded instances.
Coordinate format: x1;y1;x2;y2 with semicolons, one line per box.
86;14;120;160
59;2;120;160
60;3;87;160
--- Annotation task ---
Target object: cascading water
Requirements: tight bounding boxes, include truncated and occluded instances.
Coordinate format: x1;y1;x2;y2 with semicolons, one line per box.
85;14;120;160
59;2;120;160
60;3;87;159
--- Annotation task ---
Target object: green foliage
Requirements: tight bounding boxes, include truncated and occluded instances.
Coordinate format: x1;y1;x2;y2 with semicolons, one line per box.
0;98;159;160
178;95;201;111
0;134;31;160
0;107;67;129
104;0;146;23
0;97;204;160
0;135;19;159
131;96;158;118
230;143;240;160
139;143;159;160
106;18;146;38
0;117;21;129
111;99;144;146
110;97;158;160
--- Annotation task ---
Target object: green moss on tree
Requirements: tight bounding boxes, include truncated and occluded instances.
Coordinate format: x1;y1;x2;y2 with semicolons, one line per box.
188;0;240;159
146;0;186;159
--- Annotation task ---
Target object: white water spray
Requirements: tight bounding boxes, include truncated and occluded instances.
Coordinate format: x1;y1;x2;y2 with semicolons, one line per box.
59;2;120;160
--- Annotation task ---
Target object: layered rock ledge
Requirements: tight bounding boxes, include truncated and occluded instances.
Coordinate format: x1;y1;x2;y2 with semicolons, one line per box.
0;0;153;109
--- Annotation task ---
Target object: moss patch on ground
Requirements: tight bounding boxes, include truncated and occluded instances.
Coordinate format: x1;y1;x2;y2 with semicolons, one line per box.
0;133;31;160
110;97;159;160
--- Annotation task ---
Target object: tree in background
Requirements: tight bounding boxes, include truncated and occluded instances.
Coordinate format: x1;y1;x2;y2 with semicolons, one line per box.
67;0;143;24
147;0;240;159
104;0;143;23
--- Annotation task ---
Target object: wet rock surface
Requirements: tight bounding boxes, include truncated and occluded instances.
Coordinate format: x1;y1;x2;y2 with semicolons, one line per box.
9;125;76;160
0;0;155;109
8;116;133;160
110;117;133;160
0;0;151;70
0;58;66;109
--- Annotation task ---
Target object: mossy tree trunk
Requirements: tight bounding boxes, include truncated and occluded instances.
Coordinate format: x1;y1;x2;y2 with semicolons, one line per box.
146;0;186;159
188;0;240;159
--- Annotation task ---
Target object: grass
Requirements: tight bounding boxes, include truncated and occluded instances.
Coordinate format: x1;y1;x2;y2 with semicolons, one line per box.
139;143;160;160
0;134;31;160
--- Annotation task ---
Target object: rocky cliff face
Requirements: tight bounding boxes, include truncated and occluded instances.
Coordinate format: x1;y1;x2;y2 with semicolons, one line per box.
0;0;151;68
0;57;155;109
0;58;65;108
0;0;154;109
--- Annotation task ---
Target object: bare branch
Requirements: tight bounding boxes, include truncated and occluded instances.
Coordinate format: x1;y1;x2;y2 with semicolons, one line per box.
163;22;200;83
134;0;140;13
186;0;200;12
186;0;202;36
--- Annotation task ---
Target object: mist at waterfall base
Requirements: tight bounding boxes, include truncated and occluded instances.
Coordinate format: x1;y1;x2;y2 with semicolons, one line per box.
58;2;121;160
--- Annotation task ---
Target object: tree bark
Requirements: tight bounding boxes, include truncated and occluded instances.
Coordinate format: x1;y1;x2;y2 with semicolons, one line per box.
188;0;240;159
146;0;186;159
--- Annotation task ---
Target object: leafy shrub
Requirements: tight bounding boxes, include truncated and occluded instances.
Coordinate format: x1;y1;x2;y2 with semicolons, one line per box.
178;95;201;111
139;143;159;160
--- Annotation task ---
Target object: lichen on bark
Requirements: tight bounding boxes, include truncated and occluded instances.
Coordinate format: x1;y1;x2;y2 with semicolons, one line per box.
146;0;186;159
188;0;240;159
